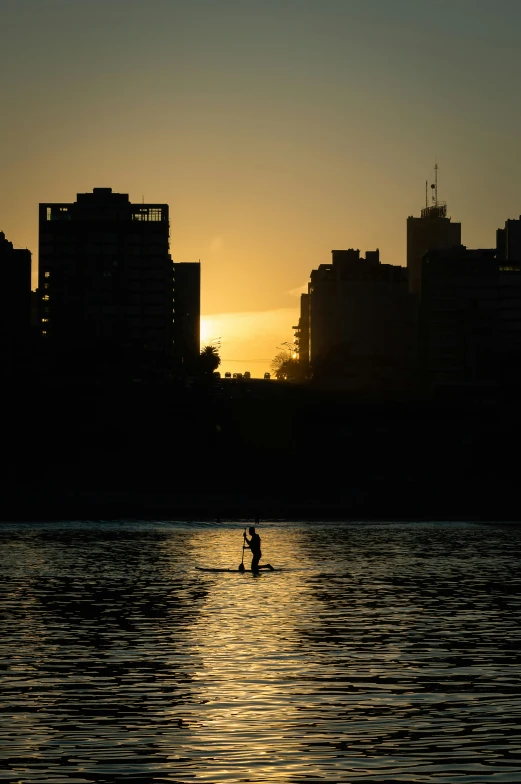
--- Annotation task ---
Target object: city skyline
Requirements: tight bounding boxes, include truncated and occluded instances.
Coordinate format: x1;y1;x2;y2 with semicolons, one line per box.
3;0;521;374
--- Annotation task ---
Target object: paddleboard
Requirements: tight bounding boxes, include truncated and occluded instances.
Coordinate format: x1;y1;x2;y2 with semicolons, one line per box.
195;567;277;573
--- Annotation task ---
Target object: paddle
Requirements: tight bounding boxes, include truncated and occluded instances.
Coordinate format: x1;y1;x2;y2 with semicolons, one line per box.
238;527;246;572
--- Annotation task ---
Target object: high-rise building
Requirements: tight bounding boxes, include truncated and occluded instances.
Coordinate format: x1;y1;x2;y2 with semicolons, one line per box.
38;188;173;377
308;249;416;391
496;216;521;263
172;261;201;370
421;247;498;389
0;231;31;376
420;245;521;391
293;292;309;366
407;167;461;297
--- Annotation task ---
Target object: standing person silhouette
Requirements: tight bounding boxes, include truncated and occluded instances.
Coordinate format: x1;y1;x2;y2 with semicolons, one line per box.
243;526;273;571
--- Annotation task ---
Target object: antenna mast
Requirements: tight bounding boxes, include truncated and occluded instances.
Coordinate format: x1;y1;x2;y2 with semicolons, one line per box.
421;162;447;219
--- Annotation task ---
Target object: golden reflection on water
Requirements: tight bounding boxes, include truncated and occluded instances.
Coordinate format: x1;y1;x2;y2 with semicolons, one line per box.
1;521;521;783
163;526;323;780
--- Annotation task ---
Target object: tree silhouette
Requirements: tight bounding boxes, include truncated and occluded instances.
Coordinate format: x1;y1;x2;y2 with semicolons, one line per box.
199;344;221;377
271;351;307;381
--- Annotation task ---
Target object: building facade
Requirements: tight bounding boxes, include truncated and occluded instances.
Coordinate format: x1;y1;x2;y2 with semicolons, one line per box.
38;188;173;377
172;261;201;371
407;202;461;297
497;215;521;263
0;231;32;376
498;262;521;388
420;245;521;391
421;247;498;389
308;249;416;391
293;292;309;367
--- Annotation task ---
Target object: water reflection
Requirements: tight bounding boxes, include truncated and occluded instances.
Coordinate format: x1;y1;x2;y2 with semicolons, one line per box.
1;521;520;782
294;523;521;780
1;524;208;782
182;527;321;781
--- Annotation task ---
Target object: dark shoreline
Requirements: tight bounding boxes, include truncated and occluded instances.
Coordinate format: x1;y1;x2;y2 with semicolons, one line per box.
2;485;520;523
4;381;521;525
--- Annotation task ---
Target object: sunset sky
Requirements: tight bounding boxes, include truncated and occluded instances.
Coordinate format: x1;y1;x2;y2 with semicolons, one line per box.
2;0;521;375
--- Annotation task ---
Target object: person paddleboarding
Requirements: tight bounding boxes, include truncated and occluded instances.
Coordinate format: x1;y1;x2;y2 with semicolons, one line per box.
243;525;273;572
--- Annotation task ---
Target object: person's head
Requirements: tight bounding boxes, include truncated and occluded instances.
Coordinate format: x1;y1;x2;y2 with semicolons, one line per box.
249;526;255;535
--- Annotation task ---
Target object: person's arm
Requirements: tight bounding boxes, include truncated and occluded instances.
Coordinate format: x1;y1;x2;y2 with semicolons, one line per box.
243;533;251;548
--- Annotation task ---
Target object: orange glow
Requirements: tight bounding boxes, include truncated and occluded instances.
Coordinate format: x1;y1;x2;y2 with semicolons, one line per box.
2;2;519;376
201;308;298;378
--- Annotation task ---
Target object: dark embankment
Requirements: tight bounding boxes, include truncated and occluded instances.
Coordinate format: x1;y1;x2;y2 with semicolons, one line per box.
2;378;520;522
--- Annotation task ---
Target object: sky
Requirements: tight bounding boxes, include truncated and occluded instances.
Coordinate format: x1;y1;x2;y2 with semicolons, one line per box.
2;0;521;376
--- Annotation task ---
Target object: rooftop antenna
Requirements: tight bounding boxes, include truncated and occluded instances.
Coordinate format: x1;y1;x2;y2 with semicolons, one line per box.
430;162;438;207
425;180;428;209
422;161;447;219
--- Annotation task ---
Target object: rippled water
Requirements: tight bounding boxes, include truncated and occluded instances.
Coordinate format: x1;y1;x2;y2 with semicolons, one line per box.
1;520;521;783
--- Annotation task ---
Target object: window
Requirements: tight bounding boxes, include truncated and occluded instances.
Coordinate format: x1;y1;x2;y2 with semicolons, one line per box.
41;318;49;323
132;207;163;222
46;205;71;221
44;271;50;278
42;330;47;335
43;294;50;301
44;283;50;290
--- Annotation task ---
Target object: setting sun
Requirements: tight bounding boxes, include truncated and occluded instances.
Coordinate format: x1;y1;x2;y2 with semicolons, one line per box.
200;308;297;377
199;316;219;347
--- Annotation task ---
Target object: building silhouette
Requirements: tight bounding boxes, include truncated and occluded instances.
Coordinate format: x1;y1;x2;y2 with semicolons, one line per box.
293;292;309;367
420;244;521;391
421;247;498;390
407;167;461;297
172;261;201;371
496;215;521;263
38;188;174;379
496;217;521;387
0;231;31;377
308;249;416;391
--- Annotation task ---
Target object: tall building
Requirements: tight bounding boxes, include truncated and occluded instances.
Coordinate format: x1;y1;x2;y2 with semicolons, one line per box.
420;244;521;391
499;261;521;388
495;217;521;388
172;261;201;370
0;231;31;376
496;216;521;263
308;249;416;391
38;188;173;377
421;247;498;389
293;292;309;366
407;167;461;297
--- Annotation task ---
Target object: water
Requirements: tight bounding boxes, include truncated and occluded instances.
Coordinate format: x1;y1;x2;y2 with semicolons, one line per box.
1;520;520;783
